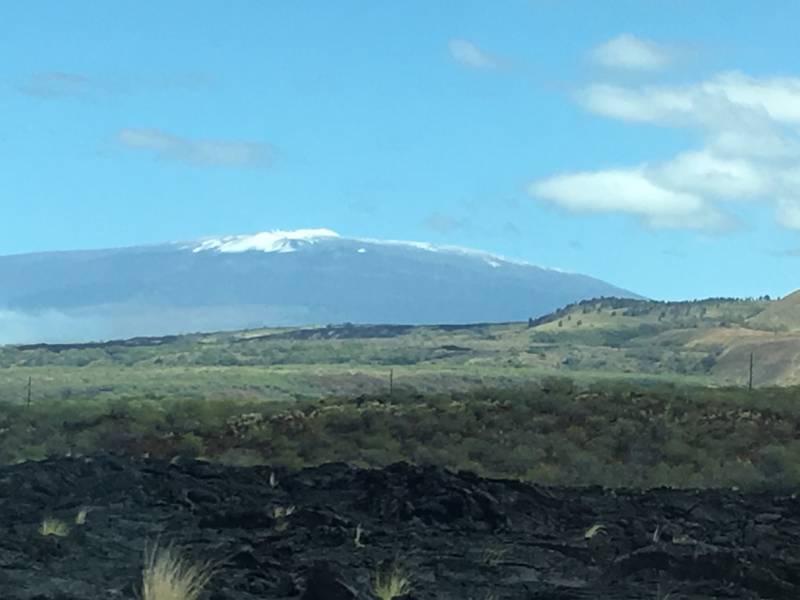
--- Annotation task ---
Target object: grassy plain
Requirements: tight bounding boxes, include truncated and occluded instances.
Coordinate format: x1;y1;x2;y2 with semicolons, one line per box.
1;297;763;406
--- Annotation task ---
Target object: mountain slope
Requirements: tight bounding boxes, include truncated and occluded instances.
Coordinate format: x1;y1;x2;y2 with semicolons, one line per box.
0;229;638;343
748;290;800;332
525;295;800;386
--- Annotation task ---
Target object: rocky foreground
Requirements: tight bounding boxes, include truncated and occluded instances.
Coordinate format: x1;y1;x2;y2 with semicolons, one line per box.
1;457;800;599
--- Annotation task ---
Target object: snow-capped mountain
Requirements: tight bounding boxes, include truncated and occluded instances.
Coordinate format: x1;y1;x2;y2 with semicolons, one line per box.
0;229;639;343
190;228;341;254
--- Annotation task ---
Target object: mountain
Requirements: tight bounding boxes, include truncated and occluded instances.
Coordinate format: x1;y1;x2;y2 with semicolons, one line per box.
0;229;639;343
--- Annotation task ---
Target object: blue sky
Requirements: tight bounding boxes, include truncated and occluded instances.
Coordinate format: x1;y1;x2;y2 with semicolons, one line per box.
2;0;800;300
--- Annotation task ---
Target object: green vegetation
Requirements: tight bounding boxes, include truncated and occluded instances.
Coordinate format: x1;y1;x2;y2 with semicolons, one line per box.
4;379;800;489
3;295;792;409
2;295;800;489
5;295;800;411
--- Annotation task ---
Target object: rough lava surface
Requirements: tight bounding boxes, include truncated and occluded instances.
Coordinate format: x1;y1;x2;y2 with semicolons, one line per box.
1;457;799;599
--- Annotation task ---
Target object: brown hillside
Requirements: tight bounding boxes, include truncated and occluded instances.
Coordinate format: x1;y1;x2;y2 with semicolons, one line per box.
711;333;800;385
748;290;800;332
684;326;800;385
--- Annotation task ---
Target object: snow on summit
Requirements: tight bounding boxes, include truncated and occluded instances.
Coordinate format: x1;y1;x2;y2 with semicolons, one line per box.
192;228;340;253
187;227;556;271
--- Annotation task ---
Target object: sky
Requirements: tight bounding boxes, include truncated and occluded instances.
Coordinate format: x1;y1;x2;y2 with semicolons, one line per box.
2;0;800;300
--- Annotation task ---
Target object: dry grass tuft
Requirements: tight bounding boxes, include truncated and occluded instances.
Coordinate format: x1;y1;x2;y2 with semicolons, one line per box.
75;508;89;525
38;517;70;537
142;542;216;600
372;563;411;600
584;523;606;539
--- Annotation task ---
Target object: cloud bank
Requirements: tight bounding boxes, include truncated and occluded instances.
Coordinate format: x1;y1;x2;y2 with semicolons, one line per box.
0;304;313;345
117;128;273;168
531;168;732;231
530;64;800;231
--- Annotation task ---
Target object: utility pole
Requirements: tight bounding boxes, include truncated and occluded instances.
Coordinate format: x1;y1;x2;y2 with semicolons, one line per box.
389;369;394;396
26;376;32;407
748;353;754;391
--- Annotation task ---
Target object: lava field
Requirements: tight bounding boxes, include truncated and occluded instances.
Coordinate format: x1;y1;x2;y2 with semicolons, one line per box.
1;456;799;599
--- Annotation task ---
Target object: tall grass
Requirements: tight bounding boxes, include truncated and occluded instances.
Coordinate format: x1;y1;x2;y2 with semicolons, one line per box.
372;563;411;600
141;542;216;600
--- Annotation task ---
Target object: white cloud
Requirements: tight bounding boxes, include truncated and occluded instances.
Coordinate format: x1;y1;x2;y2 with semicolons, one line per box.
117;128;272;168
580;83;695;124
648;151;771;200
532;67;800;232
710;126;800;160
448;39;498;69
581;72;800;126
530;168;730;230
591;34;672;71
706;72;800;124
777;198;800;229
